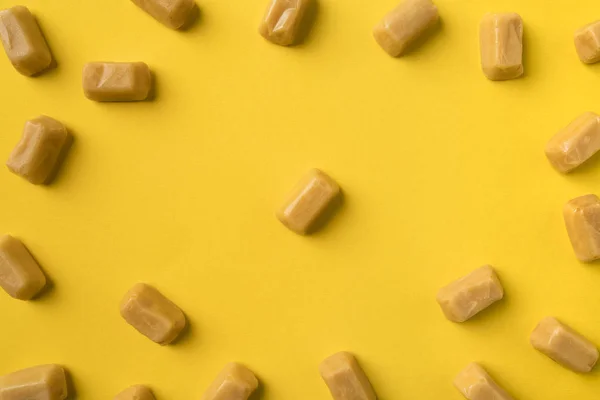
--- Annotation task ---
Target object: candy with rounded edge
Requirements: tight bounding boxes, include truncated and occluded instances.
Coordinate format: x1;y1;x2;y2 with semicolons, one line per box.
373;0;439;57
83;62;152;102
0;6;53;76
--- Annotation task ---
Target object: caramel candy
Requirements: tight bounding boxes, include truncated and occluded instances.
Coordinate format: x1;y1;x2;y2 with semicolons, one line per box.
373;0;439;57
453;363;514;400
259;0;311;46
319;352;376;400
436;265;504;323
82;62;152;102
0;235;46;300
575;21;600;64
0;6;53;76
120;283;186;345
114;385;155;400
200;363;258;400
276;169;340;234
0;365;67;400
479;13;523;81
563;194;600;262
6;116;70;185
530;317;598;373
545;112;600;173
131;0;195;29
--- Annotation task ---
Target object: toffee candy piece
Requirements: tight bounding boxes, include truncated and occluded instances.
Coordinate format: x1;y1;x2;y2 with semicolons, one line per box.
530;316;599;373
319;352;376;400
373;0;439;57
200;363;258;400
436;265;504;322
0;6;53;76
0;235;46;300
82;62;152;102
0;365;68;400
131;0;195;29
453;363;514;400
6;116;70;185
120;283;186;345
479;13;523;81
276;169;340;234
563;194;600;262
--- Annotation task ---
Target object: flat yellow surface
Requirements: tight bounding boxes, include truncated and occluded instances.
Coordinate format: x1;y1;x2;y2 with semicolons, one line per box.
2;0;600;399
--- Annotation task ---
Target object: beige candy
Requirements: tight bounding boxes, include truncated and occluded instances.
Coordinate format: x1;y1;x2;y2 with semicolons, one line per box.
201;363;258;400
0;365;68;400
545;112;600;173
114;385;155;400
453;363;514;400
575;21;600;64
436;265;504;323
277;169;340;234
120;283;186;345
259;0;311;46
479;13;523;81
531;316;598;373
131;0;196;29
319;352;376;400
373;0;439;57
0;6;53;76
0;235;46;300
83;62;152;102
7;116;70;185
563;194;600;262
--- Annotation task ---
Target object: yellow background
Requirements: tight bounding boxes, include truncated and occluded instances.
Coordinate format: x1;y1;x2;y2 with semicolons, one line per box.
1;0;600;398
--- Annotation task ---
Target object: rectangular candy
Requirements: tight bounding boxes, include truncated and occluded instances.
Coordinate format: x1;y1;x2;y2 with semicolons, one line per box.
120;283;186;345
563;194;600;262
319;352;376;400
259;0;311;46
131;0;196;29
575;21;600;64
0;235;46;300
436;265;504;322
114;385;155;400
276;169;340;234
0;365;68;400
454;363;514;400
6;116;70;185
200;363;258;400
545;112;600;173
0;6;53;76
373;0;439;57
530;317;599;373
479;13;523;81
82;62;152;102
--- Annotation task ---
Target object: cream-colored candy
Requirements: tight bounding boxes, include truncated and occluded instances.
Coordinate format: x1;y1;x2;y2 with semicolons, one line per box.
575;21;600;64
131;0;196;29
530;317;598;373
82;62;152;102
200;363;258;400
563;194;600;262
120;283;186;345
545;112;600;173
436;265;504;323
479;13;523;81
0;235;46;300
259;0;311;46
277;169;340;234
319;352;376;400
0;365;68;400
114;385;155;400
6;116;70;185
453;363;514;400
0;6;53;76
373;0;439;57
